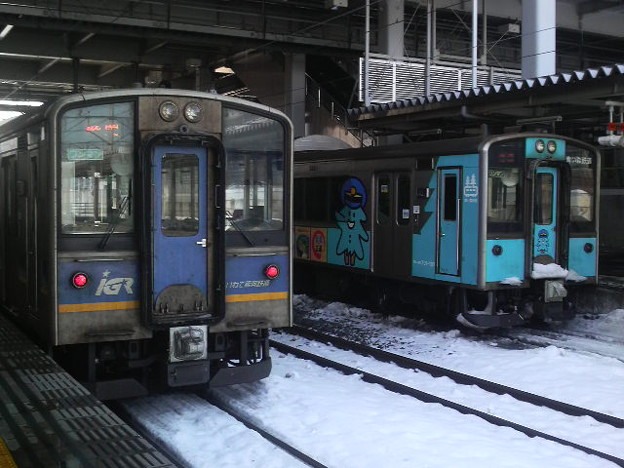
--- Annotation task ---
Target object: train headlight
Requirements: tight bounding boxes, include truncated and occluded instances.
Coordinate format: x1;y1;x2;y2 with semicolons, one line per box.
184;102;203;123
264;264;280;280
159;101;179;122
535;139;545;153
547;140;557;154
71;272;89;289
491;245;503;256
584;242;594;253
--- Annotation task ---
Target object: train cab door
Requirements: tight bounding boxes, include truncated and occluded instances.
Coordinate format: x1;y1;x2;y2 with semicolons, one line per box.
533;167;559;261
148;144;217;323
437;168;461;276
374;172;412;278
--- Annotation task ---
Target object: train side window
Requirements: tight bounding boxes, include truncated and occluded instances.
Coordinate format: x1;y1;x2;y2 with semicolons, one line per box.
397;174;411;225
443;174;457;221
377;175;390;224
293;179;306;221
161;153;199;237
535;173;553;225
328;177;345;223
308;178;329;222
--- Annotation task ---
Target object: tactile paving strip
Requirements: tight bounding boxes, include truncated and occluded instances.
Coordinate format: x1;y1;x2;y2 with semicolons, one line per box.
0;314;175;467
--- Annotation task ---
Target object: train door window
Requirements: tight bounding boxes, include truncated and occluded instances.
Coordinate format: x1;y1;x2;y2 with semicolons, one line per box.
397;174;411;225
443;174;457;221
535;173;553;225
377;175;390;224
161;153;199;236
59;102;135;234
3;157;16;234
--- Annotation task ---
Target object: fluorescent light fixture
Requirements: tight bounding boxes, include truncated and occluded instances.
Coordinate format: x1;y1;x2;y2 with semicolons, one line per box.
0;111;22;122
214;66;234;74
0;100;43;107
0;25;14;40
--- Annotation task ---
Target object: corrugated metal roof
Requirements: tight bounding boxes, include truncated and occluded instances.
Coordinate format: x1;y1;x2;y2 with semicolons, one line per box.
349;64;624;118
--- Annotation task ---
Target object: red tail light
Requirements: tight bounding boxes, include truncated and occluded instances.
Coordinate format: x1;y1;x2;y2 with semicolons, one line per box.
264;264;280;280
72;272;89;289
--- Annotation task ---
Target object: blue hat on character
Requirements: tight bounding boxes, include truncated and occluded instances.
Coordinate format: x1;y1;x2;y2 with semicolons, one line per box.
341;178;367;209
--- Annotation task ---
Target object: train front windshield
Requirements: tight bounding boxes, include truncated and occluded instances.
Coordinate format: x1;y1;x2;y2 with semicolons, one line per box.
60;102;135;234
487;137;598;235
222;108;286;232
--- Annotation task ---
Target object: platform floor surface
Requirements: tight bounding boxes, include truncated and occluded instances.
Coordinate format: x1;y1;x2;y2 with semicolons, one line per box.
0;313;175;467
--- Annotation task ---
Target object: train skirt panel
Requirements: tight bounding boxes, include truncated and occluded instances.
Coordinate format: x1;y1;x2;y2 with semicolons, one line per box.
567;237;597;278
485;239;526;284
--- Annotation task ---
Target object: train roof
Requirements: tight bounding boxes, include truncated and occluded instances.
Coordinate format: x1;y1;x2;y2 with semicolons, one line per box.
294;132;597;163
0;88;292;139
294;135;485;162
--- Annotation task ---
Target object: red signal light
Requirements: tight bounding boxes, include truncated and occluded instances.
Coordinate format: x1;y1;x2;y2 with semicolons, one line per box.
264;264;280;280
72;272;89;289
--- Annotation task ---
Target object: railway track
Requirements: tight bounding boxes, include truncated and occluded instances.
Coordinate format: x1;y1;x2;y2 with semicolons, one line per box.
497;325;624;362
204;394;328;468
274;325;624;467
109;400;193;468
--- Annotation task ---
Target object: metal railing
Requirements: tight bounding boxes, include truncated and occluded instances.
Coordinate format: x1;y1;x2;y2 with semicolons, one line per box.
305;74;374;147
359;55;522;104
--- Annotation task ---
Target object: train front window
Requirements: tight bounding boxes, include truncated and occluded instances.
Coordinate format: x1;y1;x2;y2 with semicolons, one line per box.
60;102;134;234
487;141;524;234
223;108;285;232
567;146;596;229
487;168;522;227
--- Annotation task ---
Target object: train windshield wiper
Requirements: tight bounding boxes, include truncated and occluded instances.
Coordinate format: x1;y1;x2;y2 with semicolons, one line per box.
98;193;131;250
226;210;255;246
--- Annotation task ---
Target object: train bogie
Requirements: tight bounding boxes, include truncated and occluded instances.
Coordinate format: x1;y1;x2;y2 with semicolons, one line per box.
294;134;599;329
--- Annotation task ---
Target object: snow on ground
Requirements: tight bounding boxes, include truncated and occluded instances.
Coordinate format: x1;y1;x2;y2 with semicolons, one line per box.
124;297;624;467
293;295;624;418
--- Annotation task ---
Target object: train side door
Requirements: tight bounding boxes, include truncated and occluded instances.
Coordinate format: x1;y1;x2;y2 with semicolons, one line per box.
533;167;558;260
374;172;412;278
437;168;461;276
150;145;213;319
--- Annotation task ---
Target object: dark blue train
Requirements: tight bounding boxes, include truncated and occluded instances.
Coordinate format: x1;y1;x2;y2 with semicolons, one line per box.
0;89;292;399
294;134;599;328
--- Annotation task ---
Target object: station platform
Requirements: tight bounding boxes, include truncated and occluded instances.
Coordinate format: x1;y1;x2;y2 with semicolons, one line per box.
0;313;175;467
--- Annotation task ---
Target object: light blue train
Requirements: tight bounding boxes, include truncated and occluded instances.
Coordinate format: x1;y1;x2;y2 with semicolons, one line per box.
294;134;600;328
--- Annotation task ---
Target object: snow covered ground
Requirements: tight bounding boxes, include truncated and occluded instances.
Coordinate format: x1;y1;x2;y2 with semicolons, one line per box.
124;296;624;467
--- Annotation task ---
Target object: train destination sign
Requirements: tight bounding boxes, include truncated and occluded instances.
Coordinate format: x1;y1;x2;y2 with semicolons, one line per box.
66;148;104;160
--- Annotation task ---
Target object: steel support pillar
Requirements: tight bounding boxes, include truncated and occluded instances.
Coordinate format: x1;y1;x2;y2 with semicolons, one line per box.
522;0;556;78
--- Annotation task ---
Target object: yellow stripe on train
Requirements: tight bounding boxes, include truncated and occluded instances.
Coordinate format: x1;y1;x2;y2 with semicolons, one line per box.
226;292;288;303
58;301;140;313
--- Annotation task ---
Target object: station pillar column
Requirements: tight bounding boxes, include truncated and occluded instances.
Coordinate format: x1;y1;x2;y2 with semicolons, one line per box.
522;0;556;78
